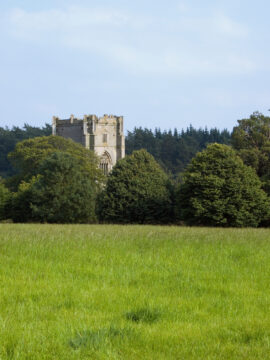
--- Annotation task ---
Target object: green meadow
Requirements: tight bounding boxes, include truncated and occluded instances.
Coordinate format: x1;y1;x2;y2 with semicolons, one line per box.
0;225;270;359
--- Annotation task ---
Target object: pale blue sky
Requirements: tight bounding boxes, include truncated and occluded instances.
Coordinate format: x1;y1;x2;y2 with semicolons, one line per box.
1;0;270;131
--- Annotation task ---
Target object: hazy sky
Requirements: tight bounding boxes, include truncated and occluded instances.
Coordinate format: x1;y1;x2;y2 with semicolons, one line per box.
1;0;270;131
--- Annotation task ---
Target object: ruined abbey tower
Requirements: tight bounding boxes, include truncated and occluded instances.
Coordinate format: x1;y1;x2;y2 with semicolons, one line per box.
52;114;125;174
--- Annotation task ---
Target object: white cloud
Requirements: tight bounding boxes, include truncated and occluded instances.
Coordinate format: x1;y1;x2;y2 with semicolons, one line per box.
4;5;255;77
9;6;129;30
214;13;248;38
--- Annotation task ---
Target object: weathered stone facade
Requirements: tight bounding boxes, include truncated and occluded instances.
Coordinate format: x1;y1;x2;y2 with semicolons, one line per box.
52;114;125;174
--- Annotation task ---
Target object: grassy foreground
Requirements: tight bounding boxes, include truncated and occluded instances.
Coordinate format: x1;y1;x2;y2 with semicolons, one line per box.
0;225;270;359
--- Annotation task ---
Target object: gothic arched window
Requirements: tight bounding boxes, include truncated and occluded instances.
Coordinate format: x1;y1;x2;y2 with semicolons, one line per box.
99;151;112;175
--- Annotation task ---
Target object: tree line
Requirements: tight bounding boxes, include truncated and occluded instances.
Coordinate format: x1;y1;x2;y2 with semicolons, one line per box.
126;126;231;176
0;123;231;178
1;111;270;227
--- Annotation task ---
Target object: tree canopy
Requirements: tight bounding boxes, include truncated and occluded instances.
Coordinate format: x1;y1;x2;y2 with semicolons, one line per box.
98;149;172;224
7;135;103;190
10;152;98;223
231;112;270;193
178;143;269;227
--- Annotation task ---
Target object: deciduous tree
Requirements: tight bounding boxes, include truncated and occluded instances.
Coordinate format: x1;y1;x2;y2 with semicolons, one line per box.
7;135;103;190
98;149;173;223
10;152;98;223
178;143;269;227
232;112;270;193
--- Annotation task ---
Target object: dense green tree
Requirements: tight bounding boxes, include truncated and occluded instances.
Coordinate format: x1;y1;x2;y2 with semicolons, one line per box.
10;152;98;223
0;124;51;178
0;180;10;220
231;112;270;192
7;135;103;190
178;143;269;227
98;149;173;224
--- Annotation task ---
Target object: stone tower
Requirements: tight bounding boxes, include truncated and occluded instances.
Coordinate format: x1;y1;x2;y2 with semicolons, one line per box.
52;114;125;174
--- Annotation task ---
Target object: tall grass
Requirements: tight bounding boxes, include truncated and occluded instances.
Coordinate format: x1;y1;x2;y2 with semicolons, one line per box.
0;224;270;359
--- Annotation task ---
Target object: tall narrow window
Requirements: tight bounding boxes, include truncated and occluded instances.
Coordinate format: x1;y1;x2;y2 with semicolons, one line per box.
99;152;112;175
103;134;108;143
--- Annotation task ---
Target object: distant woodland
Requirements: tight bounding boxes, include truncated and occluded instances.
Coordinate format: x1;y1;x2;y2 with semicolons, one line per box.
125;126;231;177
0;123;231;178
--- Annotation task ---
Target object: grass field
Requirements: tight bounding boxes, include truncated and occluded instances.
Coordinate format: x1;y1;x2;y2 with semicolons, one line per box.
0;224;270;359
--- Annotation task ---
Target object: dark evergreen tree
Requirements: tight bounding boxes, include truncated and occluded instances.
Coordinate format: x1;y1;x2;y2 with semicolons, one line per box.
177;143;270;227
0;124;51;178
98;149;173;224
125;126;231;176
